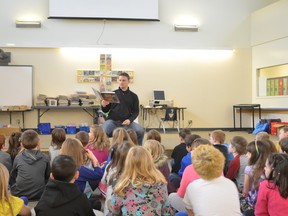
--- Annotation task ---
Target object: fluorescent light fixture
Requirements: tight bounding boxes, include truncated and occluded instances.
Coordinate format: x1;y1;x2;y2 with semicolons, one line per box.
15;20;41;28
174;24;198;32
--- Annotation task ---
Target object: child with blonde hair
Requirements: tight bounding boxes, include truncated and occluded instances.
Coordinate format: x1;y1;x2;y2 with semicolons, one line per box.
179;145;241;216
0;134;12;172
143;139;176;193
146;129;162;143
0;163;31;216
126;128;138;145
209;130;229;174
111;127;133;146
86;124;110;164
255;131;270;142
169;138;211;212
61;138;103;196
100;128;133;171
101;140;135;214
108;146;174;215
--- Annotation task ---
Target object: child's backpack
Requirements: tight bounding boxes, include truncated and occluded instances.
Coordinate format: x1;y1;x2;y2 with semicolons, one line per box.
253;118;281;134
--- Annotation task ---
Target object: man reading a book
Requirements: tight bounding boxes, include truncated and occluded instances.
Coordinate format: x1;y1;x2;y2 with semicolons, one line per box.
100;72;145;145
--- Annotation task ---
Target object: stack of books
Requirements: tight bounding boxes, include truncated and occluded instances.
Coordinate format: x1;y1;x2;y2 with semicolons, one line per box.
35;94;47;106
79;94;95;106
69;94;80;106
58;95;69;106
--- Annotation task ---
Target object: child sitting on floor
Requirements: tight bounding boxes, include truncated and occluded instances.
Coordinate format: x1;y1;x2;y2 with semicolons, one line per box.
0;134;12;172
144;139;176;193
9;130;50;200
35;155;96;216
86;124;110;164
108;146;175;215
61;138;103;197
255;153;288;215
75;131;89;147
49;128;66;164
170;128;191;175
7;132;22;163
225;136;248;191
0;163;31;216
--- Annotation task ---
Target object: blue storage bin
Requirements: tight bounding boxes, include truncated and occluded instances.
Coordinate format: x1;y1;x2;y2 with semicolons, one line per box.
66;126;77;134
79;126;89;132
38;123;51;134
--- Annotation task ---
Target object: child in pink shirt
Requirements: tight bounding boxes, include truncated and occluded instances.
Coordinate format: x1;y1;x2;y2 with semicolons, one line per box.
86;124;110;164
255;153;288;216
168;138;211;212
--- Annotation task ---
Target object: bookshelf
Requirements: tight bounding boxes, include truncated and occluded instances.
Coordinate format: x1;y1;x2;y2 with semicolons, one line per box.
257;63;288;97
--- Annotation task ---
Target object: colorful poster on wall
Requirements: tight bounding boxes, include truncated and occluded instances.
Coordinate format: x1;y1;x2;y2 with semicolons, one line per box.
76;54;134;85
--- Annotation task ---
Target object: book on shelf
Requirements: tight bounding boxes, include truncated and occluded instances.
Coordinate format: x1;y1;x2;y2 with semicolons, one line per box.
278;77;283;95
266;79;271;96
270;78;275;96
284;77;288;95
274;78;279;96
92;87;120;103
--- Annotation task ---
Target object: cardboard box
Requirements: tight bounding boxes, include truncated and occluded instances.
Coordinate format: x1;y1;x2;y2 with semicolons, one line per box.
0;127;21;136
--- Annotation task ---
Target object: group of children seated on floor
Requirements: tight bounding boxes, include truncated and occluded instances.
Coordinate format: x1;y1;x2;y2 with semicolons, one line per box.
0;125;288;215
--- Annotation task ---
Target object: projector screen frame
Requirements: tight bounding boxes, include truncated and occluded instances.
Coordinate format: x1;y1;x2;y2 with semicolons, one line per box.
48;0;160;21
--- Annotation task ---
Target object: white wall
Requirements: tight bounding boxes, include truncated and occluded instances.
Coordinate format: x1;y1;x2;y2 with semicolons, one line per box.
252;0;288;111
0;48;252;129
0;0;279;129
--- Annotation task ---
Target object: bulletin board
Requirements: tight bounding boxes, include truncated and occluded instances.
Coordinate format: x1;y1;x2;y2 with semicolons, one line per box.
0;65;33;109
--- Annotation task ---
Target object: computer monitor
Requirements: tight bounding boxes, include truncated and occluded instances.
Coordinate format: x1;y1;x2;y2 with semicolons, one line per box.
153;90;165;100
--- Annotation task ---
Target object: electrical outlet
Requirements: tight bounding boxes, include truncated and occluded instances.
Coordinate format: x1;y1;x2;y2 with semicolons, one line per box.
16;119;20;125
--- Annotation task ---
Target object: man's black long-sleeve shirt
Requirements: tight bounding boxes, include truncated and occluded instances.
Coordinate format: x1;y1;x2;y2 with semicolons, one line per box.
101;87;139;123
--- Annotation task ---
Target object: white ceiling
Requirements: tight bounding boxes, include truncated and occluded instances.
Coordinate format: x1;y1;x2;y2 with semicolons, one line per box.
0;0;279;49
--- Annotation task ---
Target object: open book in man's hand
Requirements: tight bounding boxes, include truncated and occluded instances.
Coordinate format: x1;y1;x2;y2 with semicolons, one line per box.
92;87;120;103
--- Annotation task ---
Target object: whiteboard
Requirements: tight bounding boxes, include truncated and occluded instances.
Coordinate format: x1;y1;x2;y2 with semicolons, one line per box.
49;0;159;21
0;66;33;109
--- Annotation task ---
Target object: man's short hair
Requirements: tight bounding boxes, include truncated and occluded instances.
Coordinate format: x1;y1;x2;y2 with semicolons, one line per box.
119;72;130;80
280;137;288;153
192;145;224;180
52;155;77;182
185;134;201;148
20;130;39;150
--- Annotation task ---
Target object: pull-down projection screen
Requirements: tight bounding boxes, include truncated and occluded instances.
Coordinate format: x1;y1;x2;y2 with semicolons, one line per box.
49;0;159;21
